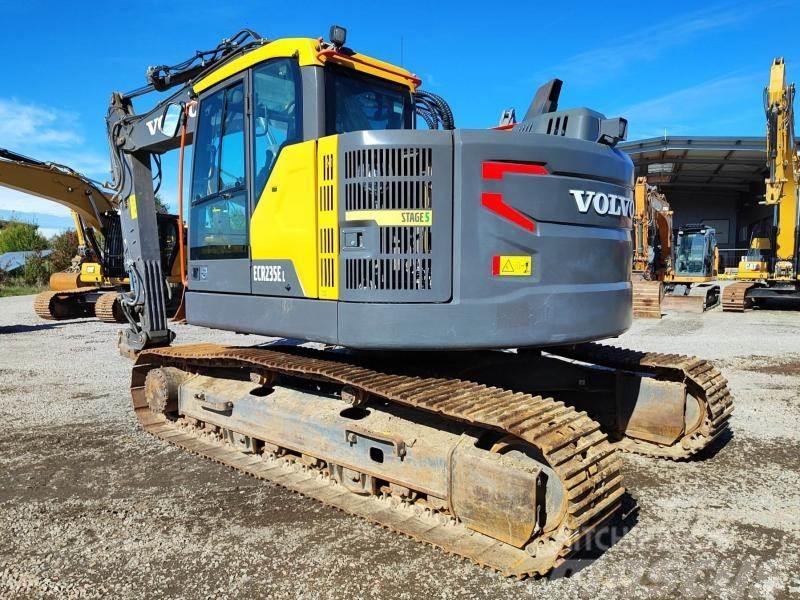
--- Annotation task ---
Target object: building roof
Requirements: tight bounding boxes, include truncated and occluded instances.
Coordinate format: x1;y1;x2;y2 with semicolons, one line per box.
619;136;767;194
0;249;53;272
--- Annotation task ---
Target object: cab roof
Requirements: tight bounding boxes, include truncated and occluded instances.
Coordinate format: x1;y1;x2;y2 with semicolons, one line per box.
193;37;420;94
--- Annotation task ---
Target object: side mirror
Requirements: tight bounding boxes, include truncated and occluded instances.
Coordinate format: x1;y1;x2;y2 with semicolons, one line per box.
160;103;183;137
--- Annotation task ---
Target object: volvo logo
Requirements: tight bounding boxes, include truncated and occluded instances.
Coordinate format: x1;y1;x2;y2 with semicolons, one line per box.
569;189;633;218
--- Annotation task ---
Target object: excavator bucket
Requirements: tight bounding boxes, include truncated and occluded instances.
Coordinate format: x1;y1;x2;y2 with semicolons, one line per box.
663;283;720;313
49;271;84;291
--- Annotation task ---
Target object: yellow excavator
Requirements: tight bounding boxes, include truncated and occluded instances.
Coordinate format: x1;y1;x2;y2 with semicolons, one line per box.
97;27;732;577
723;57;800;310
0;148;183;321
632;178;720;316
631;177;672;317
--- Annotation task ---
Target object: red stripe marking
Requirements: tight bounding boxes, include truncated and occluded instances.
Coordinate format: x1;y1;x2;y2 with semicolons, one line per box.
492;255;501;275
481;192;536;232
482;161;548;180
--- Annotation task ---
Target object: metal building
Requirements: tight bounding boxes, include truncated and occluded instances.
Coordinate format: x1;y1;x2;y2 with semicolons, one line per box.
621;136;769;271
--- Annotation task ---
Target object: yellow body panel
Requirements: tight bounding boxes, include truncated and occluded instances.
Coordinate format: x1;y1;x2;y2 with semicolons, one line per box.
194;38;417;94
664;274;714;284
317;136;339;299
250;141;318;297
320;50;418;90
79;262;104;284
737;259;770;279
194;39;323;93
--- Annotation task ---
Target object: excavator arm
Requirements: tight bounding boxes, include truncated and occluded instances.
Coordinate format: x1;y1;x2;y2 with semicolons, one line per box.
107;93;193;352
632;177;673;280
764;58;799;277
105;29;262;353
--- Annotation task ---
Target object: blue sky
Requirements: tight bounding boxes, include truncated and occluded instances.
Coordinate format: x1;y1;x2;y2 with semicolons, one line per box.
0;0;796;234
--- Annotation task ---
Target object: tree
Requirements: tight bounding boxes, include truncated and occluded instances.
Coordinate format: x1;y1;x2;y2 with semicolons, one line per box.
0;221;49;254
154;193;170;214
22;253;50;286
49;229;80;272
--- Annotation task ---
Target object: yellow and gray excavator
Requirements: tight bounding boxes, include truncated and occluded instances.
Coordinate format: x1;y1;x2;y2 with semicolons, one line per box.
101;27;732;577
723;57;800;310
0;148;183;321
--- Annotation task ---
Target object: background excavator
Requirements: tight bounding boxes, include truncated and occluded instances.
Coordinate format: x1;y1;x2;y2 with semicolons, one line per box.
0;148;183;321
665;222;719;312
723;57;800;310
631;177;719;317
97;27;732;577
631;177;672;317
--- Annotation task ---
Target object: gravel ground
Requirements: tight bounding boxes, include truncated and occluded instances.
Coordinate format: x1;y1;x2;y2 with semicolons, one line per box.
0;294;798;599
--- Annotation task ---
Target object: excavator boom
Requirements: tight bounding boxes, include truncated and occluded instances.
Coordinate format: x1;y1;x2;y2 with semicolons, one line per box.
0;148;113;231
723;57;800;310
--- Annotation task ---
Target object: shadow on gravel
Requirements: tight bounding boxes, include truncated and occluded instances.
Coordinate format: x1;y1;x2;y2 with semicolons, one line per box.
547;490;640;580
0;320;93;334
689;428;734;461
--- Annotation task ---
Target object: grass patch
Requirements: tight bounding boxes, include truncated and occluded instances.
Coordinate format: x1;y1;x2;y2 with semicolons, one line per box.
0;285;45;297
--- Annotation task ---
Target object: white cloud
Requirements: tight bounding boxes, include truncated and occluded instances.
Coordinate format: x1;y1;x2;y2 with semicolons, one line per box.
0;97;110;179
617;73;763;139
0;98;83;148
535;2;772;85
0;97;112;220
0;187;73;218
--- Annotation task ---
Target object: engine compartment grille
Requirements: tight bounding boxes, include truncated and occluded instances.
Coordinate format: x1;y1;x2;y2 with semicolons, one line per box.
341;145;444;299
345;257;432;291
344;147;432;212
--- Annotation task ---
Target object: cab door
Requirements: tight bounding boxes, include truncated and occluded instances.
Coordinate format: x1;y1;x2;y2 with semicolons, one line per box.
188;75;252;293
248;57;313;298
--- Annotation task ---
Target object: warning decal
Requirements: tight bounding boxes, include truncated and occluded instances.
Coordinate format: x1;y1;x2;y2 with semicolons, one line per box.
493;255;532;277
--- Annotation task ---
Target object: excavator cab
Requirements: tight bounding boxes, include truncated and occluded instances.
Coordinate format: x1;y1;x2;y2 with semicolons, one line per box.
673;224;717;280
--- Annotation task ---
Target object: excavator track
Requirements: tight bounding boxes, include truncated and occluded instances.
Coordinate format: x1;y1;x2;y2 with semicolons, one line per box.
94;292;125;323
722;282;755;312
132;343;625;578
631;279;663;318
546;343;734;460
33;287;98;320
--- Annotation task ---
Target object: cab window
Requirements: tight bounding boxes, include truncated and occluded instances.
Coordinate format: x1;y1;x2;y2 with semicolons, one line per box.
190;197;248;260
325;65;412;135
252;58;302;203
191;82;246;201
190;80;248;260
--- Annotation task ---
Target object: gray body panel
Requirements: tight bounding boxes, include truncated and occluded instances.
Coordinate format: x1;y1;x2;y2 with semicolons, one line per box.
189;257;251;294
190;127;634;350
186;291;339;343
250;259;306;297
